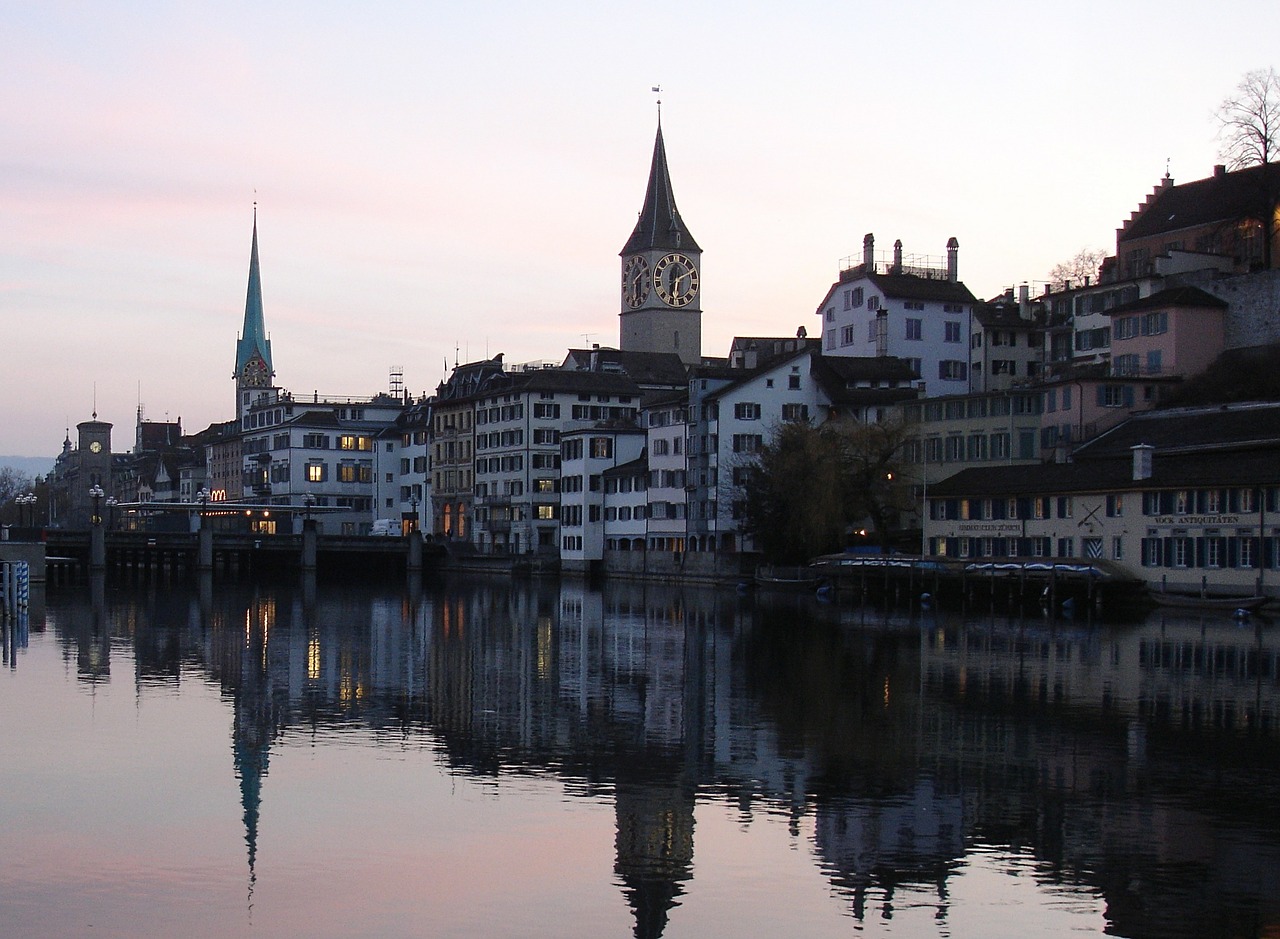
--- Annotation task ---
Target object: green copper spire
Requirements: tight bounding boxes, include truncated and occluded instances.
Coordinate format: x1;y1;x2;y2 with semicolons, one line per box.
234;208;273;380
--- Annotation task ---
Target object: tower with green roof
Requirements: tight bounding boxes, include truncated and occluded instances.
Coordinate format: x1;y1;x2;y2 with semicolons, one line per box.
234;208;275;418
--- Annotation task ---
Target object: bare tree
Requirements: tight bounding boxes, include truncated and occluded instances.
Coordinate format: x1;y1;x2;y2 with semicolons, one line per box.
1047;247;1107;289
1217;67;1279;168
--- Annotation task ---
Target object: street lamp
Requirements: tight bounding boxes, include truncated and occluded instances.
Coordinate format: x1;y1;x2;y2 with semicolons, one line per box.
408;494;419;535
89;484;105;526
17;492;36;527
197;487;210;529
105;496;118;530
302;491;316;528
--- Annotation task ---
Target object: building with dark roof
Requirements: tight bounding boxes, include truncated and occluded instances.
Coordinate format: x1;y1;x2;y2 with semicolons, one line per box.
923;402;1280;596
1116;163;1280;278
814;234;977;396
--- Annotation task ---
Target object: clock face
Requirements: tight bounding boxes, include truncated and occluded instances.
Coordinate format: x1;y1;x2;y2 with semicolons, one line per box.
242;357;270;387
653;253;699;308
622;256;651;308
89;441;103;453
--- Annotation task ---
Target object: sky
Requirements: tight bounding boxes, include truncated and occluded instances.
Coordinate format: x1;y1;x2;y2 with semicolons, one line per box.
4;1;1278;459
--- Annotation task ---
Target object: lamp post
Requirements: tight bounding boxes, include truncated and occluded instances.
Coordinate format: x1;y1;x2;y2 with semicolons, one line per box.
302;491;316;530
408;494;419;535
105;496;118;530
18;492;36;528
88;484;104;526
197;487;210;529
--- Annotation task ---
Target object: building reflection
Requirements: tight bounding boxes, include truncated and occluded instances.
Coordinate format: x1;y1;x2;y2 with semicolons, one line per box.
40;580;1280;938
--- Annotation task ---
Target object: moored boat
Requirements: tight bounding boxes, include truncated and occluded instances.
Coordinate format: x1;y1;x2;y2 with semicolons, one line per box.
754;564;821;589
1148;590;1270;611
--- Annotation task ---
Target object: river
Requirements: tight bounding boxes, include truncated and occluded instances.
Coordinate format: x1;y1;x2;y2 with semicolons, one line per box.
1;575;1277;938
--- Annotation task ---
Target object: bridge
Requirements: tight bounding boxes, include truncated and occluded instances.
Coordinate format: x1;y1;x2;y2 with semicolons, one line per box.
42;528;445;583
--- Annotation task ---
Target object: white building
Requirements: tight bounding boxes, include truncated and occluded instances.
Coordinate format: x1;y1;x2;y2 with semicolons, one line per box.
815;234;977;395
559;423;647;572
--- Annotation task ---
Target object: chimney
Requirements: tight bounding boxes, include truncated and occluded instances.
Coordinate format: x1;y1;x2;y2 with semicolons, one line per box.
946;237;959;283
1214;164;1227;177
1132;443;1153;481
863;233;875;269
893;239;903;273
1018;284;1030;320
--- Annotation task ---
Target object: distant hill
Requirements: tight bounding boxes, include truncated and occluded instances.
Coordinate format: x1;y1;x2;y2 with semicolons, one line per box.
1157;344;1280;409
0;456;56;480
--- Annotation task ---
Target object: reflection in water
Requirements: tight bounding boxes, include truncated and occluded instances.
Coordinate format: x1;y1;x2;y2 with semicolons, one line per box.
13;580;1280;938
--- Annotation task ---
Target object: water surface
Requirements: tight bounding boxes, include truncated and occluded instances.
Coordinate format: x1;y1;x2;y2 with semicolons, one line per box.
2;577;1277;938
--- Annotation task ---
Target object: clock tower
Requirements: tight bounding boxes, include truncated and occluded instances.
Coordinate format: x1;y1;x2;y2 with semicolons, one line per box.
620;117;702;365
234;208;275;419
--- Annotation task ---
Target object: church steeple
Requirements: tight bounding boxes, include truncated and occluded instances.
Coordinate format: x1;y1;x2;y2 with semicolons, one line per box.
619;117;703;365
621;120;700;255
234;208;274;399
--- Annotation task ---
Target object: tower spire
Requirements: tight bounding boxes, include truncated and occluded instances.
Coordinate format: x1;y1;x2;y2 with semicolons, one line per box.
234;207;274;391
621;116;700;256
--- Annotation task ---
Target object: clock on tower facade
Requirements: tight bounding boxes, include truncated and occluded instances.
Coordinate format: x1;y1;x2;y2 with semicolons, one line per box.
619;120;702;365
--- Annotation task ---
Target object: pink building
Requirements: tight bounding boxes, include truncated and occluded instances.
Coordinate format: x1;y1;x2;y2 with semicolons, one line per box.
1106;286;1227;380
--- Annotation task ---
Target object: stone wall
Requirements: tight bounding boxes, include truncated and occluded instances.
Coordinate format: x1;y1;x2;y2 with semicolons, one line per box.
1197;270;1280;350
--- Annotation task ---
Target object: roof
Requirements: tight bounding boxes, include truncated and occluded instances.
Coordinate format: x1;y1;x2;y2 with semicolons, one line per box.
1073;401;1280;459
815;268;977;313
1105;285;1228;316
604;455;648;478
1119;162;1280;243
930;447;1280;498
561;348;688;387
620;122;699;255
234;210;273;377
814;355;919;384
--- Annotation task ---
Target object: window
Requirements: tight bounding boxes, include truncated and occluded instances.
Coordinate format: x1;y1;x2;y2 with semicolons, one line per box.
534;403;560;419
307;463;326;483
939;360;967;381
339;435;372;451
1113;354;1139;376
788;374;801;390
840;325;855;345
734;402;761;420
1098;385;1135;408
590;437;613;459
303;433;329;449
732;434;763;454
338;463;357;483
782;403;809;422
1146;349;1162;374
1115;316;1140;340
905;318;922;340
944;321;962;343
903;301;924;311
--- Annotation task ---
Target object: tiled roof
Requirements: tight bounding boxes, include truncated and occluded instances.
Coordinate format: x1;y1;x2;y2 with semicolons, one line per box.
930;447;1280;498
562;348;688;387
1105;285;1228;316
1074;402;1280;459
620;123;699;255
866;271;977;304
1119;162;1280;242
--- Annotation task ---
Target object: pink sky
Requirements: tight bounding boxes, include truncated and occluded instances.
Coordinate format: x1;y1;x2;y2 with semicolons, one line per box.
4;1;1278;457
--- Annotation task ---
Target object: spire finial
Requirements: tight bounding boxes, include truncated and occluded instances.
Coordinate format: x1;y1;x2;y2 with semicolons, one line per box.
652;85;662;123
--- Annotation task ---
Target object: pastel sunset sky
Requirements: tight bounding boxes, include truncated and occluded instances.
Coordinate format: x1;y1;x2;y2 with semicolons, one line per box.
4;1;1277;457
